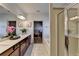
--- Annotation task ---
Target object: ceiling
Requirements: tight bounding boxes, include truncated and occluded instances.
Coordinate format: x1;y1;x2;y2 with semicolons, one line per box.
17;3;49;14
53;3;70;8
0;3;49;21
70;3;79;8
0;3;71;18
0;3;70;16
1;3;49;16
0;3;75;15
0;6;10;15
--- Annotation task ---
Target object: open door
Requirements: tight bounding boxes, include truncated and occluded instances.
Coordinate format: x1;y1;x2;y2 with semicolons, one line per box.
34;21;43;43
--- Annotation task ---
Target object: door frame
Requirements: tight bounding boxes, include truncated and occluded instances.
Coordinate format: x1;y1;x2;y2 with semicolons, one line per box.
57;10;65;56
33;21;43;43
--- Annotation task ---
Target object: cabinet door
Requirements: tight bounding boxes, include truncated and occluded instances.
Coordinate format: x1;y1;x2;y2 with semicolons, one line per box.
21;42;26;55
10;48;19;56
0;48;13;56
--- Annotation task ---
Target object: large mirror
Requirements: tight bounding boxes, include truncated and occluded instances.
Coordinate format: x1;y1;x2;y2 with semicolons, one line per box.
0;6;16;38
0;5;24;40
67;4;79;56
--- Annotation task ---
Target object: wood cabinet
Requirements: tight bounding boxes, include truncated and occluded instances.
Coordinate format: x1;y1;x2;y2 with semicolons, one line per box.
20;40;26;55
20;35;31;56
10;48;19;56
0;35;31;56
0;48;13;56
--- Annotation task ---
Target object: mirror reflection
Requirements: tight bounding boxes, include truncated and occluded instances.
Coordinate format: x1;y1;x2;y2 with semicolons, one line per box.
67;4;79;56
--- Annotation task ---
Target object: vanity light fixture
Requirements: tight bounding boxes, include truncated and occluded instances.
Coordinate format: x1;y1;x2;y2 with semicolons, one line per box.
70;16;79;20
17;15;25;20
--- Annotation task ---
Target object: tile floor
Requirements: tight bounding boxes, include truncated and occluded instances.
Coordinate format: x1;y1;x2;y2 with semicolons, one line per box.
31;44;49;56
24;43;49;56
24;44;33;56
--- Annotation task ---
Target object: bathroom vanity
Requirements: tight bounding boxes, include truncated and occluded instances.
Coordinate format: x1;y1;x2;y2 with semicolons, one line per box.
0;34;31;56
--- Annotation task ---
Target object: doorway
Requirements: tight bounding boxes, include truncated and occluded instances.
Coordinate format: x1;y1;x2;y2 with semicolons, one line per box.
34;21;43;43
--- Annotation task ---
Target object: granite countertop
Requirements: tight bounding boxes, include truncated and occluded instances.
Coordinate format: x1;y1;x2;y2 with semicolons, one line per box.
0;33;31;54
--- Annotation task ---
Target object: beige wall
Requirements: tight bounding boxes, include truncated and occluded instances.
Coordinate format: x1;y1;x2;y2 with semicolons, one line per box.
50;3;64;56
57;10;65;56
